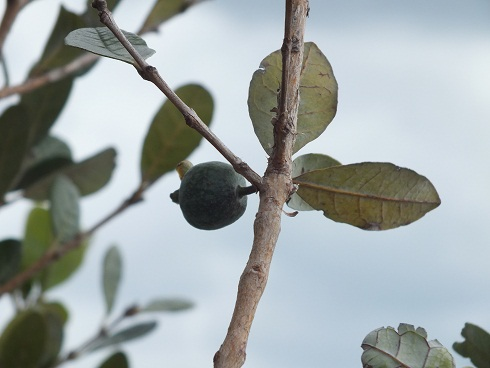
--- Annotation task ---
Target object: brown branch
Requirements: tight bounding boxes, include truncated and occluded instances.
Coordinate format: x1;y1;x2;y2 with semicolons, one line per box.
0;185;145;296
0;52;98;99
213;1;308;367
0;0;203;100
91;0;263;189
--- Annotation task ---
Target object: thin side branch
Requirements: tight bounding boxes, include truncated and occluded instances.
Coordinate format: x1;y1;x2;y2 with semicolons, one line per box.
91;0;263;189
213;1;308;367
0;185;145;296
0;0;29;58
0;53;98;99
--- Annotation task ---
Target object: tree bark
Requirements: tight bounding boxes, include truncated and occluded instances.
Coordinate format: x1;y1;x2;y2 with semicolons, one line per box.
213;1;309;367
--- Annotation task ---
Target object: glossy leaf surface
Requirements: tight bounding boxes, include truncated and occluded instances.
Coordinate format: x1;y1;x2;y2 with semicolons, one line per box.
294;162;441;230
24;147;116;200
453;323;490;368
0;239;21;286
141;84;214;183
142;298;194;313
140;0;197;33
65;27;155;65
98;351;129;368
0;310;47;368
362;324;455;368
0;105;30;199
103;245;122;315
248;42;338;155
288;153;341;211
50;175;80;243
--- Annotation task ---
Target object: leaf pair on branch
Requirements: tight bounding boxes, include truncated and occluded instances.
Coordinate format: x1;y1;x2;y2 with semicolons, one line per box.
65;28;440;231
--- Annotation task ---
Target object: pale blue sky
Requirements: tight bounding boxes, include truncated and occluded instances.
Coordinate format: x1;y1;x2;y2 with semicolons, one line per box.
1;0;490;367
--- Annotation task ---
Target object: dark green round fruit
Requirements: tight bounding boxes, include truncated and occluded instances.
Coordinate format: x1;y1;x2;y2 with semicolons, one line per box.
176;161;247;230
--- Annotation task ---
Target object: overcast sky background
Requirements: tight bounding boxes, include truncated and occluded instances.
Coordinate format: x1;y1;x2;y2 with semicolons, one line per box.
1;0;490;367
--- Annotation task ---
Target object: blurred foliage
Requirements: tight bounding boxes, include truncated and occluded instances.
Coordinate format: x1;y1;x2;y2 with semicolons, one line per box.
0;0;201;366
454;323;490;368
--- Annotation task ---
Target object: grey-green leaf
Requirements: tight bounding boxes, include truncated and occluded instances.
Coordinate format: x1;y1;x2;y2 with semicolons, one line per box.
98;351;129;368
142;298;194;313
293;162;441;230
13;136;73;191
103;245;122;315
361;324;456;368
140;84;214;183
50;175;80;243
288;153;341;211
24;147;116;200
248;42;338;155
0;239;22;286
453;323;490;368
65;27;155;65
87;321;157;353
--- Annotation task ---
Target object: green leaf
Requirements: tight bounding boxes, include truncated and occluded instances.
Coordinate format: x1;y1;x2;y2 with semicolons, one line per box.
49;175;80;243
87;321;157;353
65;27;155;65
0;239;22;286
22;207;53;271
293;162;441;230
140;84;214;183
20;77;74;146
98;351;129;368
139;0;199;33
142;298;194;313
288;153;341;211
29;6;89;77
0;105;30;199
103;245;122;315
362;324;456;368
14;136;73;191
248;42;338;155
24;147;116;200
40;238;89;291
0;310;47;368
454;323;490;368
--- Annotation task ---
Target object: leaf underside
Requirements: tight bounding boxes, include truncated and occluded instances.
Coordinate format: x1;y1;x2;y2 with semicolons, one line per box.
288;153;341;211
293;162;441;230
65;27;155;65
362;324;455;368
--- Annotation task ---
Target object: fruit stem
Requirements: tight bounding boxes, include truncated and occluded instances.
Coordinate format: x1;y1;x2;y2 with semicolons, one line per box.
237;185;257;197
